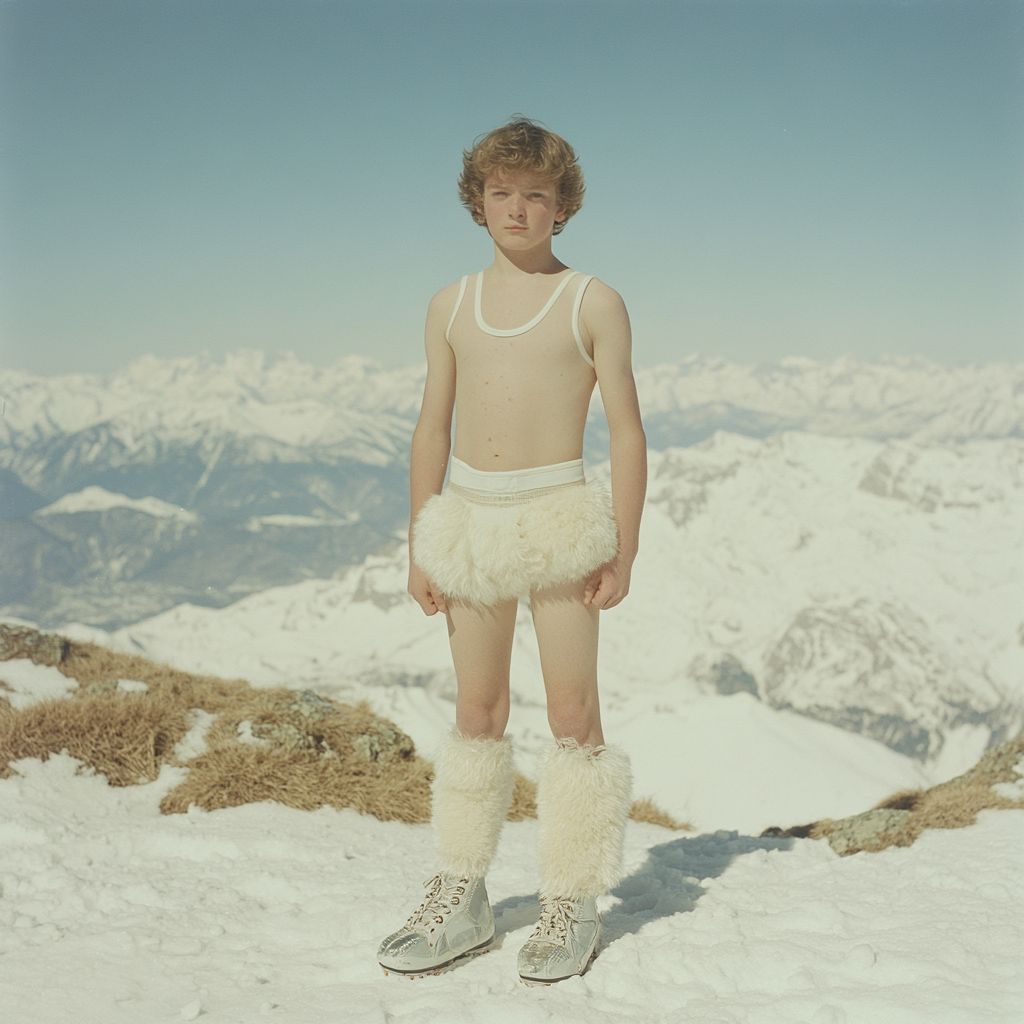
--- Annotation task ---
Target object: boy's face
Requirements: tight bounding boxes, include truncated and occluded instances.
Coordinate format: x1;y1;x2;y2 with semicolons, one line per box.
479;172;566;249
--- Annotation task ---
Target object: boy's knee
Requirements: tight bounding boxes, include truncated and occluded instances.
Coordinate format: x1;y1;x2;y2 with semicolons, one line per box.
547;695;600;740
456;692;510;739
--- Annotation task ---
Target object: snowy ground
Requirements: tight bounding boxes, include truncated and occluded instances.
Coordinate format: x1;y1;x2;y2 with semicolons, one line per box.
2;752;1022;1024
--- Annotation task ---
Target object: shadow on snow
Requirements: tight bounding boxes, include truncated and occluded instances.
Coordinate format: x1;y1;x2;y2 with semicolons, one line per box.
490;830;797;951
602;830;796;945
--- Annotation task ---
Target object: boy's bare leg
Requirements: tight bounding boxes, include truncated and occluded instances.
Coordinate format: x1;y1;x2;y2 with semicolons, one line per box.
530;579;604;747
446;598;518;739
379;598;517;976
518;578;629;985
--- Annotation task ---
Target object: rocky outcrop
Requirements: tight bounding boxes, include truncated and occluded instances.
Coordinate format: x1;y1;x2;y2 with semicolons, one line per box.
0;623;66;666
241;689;416;764
764;734;1024;856
814;807;912;857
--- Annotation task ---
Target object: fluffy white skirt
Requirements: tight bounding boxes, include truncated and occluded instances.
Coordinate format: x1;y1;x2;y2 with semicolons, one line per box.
412;482;618;606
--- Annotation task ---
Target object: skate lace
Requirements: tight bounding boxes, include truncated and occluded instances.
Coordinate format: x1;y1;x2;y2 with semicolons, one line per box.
404;874;468;932
530;898;581;945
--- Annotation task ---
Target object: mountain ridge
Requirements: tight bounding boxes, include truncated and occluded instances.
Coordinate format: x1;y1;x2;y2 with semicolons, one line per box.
2;353;1020;765
3;353;1021;483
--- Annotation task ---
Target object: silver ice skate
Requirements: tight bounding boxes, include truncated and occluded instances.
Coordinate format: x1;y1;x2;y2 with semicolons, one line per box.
517;896;601;984
377;874;494;976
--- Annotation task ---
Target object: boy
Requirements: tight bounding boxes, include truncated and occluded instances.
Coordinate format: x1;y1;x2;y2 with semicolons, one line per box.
377;118;646;984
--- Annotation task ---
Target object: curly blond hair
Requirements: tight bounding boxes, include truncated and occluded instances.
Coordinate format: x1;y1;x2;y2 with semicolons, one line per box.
458;117;585;235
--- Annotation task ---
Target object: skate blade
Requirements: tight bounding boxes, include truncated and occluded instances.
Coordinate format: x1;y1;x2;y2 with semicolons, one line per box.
380;939;493;979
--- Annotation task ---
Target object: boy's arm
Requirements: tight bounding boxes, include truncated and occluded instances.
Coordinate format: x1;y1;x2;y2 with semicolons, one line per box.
580;280;647;610
408;286;459;615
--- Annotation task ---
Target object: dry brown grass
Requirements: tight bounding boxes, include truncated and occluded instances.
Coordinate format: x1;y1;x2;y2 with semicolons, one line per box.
0;687;189;786
508;773;538;821
60;639;255;706
909;782;1022;833
1;628;687;830
628;796;693;831
767;733;1024;855
1;637;436;822
159;743;434;822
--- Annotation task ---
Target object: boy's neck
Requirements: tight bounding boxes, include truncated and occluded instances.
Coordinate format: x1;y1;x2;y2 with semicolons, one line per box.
488;241;568;278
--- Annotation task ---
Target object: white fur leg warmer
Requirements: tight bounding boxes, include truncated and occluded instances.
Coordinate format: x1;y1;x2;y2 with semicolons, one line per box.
536;740;633;901
431;731;516;879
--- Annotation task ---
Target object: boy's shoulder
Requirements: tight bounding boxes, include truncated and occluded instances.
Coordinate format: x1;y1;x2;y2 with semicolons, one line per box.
580;275;623;304
427;275;472;314
578;276;627;322
425;274;478;338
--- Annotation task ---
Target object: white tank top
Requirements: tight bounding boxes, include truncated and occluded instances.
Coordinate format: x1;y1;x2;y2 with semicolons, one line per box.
445;271;596;368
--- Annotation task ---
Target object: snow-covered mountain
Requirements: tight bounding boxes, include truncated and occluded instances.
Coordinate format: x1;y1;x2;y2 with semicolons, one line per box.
631;434;1024;766
632;355;1024;448
0;351;425;464
3;352;1022;770
4;353;1020;471
2;352;1021;627
58;432;1024;786
3;353;1020;514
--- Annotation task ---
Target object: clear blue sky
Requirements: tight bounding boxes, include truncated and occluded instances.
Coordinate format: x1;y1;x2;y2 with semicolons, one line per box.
2;0;1021;375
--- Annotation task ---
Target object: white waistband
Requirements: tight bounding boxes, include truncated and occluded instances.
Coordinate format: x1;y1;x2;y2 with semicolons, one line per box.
449;457;585;493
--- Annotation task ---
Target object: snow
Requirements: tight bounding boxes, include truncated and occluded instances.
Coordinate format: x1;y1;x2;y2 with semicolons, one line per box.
0;658;78;709
0;353;424;473
992;757;1024;801
116;680;150;694
35;487;198;521
247;513;361;529
1;753;1021;1023
614;691;929;833
74;432;1020;738
0;660;153;707
171;710;217;762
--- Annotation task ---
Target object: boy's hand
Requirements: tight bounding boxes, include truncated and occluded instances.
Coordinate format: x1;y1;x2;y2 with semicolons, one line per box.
408;562;448;616
583;557;632;610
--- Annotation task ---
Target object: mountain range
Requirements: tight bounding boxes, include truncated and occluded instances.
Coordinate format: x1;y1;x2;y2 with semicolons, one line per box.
2;352;1021;773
